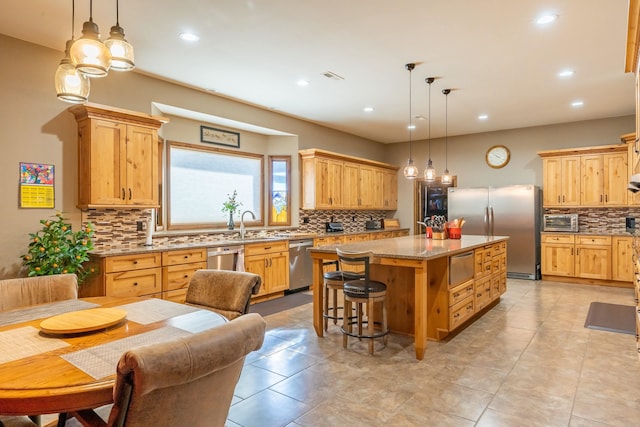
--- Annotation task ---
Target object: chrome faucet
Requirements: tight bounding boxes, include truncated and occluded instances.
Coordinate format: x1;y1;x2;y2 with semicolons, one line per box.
240;210;256;239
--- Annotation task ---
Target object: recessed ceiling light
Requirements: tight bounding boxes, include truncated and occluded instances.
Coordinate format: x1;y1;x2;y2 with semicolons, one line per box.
558;70;575;78
297;79;310;87
571;100;584;107
407;124;416;130
363;106;374;113
536;14;558;25
478;114;489;120
179;32;200;42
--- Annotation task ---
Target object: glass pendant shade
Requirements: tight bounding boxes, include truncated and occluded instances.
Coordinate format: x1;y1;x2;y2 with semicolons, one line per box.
441;169;452;184
70;19;112;77
424;159;436;181
403;159;419;179
55;40;90;103
105;24;134;71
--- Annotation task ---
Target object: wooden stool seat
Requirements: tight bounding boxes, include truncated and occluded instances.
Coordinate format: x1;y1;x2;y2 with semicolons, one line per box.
336;249;389;355
322;265;363;331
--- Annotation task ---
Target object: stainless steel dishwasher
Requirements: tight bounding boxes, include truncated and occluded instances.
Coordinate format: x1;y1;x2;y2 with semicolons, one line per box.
449;251;475;287
288;239;314;292
207;245;243;271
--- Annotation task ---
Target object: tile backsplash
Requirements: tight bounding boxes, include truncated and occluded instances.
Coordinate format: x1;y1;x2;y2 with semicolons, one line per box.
543;207;640;233
82;208;396;249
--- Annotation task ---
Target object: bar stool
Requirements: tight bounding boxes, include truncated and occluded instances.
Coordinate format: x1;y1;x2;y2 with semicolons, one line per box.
322;260;363;331
337;248;389;355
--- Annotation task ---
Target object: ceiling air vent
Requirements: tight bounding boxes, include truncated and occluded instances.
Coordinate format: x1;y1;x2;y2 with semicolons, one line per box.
322;71;344;80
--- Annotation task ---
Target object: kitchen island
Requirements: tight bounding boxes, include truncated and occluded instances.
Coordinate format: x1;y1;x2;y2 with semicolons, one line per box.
309;234;509;359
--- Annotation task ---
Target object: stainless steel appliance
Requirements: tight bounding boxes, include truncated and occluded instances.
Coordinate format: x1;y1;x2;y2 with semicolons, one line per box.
543;214;579;232
288;239;314;291
448;185;541;279
449;251;474;286
417;180;455;223
207;245;242;271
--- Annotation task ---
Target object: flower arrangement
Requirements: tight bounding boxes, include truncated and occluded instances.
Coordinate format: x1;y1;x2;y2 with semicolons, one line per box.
221;190;243;215
21;212;95;284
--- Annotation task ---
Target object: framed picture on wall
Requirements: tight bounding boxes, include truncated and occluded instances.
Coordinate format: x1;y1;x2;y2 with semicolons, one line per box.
200;126;240;148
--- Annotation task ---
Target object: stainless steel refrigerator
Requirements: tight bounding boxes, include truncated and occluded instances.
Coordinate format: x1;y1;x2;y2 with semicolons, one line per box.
447;185;541;279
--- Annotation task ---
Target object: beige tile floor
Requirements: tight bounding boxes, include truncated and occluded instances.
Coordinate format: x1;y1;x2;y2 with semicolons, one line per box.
227;279;640;427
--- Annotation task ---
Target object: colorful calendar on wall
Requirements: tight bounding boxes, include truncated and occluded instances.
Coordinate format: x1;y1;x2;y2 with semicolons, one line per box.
19;162;55;208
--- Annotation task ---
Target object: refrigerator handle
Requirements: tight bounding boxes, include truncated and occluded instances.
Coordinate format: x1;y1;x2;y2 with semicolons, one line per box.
484;206;489;236
489;206;494;236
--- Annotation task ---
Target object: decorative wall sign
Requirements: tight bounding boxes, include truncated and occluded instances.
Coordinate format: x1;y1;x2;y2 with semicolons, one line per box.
200;126;240;148
19;162;55;208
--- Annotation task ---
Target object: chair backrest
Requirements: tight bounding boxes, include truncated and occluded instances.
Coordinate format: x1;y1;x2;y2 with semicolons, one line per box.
185;270;262;320
106;313;266;427
335;248;373;280
0;274;78;312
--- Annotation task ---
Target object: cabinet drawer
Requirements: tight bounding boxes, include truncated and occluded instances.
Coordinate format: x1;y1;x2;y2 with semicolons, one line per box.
542;234;575;244
449;280;474;306
475;277;493;311
163;289;188;304
576;235;612;246
162;248;206;266
449;295;474;331
244;240;288;256
106;268;161;297
104;253;162;273
162;261;206;292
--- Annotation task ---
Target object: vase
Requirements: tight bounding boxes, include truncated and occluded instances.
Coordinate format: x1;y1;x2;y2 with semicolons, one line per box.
227;212;235;230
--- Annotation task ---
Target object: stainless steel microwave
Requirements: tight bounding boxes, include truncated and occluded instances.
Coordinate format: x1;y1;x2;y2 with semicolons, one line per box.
543;214;579;232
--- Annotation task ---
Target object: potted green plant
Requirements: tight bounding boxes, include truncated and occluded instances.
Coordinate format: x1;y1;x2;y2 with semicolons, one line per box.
221;190;243;230
21;212;96;284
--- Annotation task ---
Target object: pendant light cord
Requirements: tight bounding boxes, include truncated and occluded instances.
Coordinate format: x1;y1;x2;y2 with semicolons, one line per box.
445;92;448;169
71;0;75;39
427;81;431;160
115;0;120;26
408;66;413;160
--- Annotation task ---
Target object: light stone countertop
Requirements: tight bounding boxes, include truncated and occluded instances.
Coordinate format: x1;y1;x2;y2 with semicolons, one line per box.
310;234;509;261
89;228;411;257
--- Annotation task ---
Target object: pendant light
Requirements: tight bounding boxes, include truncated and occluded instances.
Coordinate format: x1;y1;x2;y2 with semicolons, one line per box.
441;88;453;184
70;0;112;77
423;77;436;181
403;63;419;179
55;0;90;104
104;0;135;71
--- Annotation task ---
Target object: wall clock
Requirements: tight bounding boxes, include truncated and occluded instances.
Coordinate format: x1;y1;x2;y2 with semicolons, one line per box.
486;144;510;169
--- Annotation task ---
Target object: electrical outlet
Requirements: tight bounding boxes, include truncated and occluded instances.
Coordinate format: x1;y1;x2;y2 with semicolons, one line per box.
136;221;144;231
302;217;310;224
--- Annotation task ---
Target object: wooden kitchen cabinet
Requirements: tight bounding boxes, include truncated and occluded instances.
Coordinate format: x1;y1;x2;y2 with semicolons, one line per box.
81;252;163;298
69;103;168;209
575;235;611;280
612;236;634;282
343;164;375;209
580;152;628;206
541;156;580;207
244;240;289;299
541;233;633;285
541;234;575;277
538;144;628;208
161;248;207;303
374;168;398;210
300;149;398;210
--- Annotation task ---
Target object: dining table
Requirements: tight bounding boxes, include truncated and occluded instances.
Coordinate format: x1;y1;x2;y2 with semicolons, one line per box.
0;296;227;417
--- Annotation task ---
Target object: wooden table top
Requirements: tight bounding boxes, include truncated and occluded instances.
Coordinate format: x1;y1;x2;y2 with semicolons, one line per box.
0;296;226;416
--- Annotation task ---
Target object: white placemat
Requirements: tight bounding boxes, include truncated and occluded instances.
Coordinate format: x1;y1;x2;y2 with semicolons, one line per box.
0;299;99;327
114;298;200;325
0;326;70;364
61;326;191;379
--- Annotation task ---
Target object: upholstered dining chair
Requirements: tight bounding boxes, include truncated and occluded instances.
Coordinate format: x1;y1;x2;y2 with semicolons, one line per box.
0;274;78;312
185;270;262;320
64;312;266;427
0;274;78;427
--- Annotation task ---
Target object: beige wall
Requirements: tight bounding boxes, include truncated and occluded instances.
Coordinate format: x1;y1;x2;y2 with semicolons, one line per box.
390;116;635;231
0;34;635;278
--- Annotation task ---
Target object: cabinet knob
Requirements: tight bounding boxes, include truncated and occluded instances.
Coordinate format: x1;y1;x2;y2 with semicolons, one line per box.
133;282;138;286
133;260;138;264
